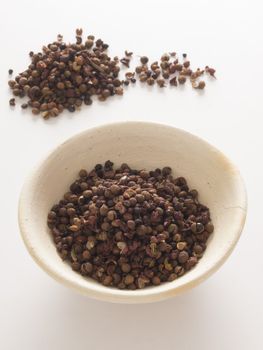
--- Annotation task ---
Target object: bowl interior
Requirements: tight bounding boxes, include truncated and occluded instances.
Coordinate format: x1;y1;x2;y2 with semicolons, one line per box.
19;122;246;303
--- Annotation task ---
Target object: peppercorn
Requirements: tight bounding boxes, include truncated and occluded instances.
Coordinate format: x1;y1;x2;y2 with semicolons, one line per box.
135;66;143;74
120;58;130;67
178;251;189;264
138;73;146;82
175;64;183;71
178;76;186;84
32;108;40;115
125;50;133;57
169;77;177;86
162;71;170;79
157;79;165;87
9;98;15;106
147;77;155;86
205;66;216;78
140;56;149;64
161;53;170;62
195;81;206;89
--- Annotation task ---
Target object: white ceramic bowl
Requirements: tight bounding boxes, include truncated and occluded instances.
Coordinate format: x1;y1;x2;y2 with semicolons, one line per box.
18;122;247;303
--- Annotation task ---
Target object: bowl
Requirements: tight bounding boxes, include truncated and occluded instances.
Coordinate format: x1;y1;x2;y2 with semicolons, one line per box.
18;121;247;303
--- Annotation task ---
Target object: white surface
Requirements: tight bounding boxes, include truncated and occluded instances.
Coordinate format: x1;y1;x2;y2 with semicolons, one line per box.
0;0;262;348
19;122;247;303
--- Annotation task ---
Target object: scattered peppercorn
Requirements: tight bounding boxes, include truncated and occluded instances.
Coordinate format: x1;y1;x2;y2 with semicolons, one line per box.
178;75;186;84
147;77;155;86
47;161;214;290
135;52;214;90
7;29;129;119
125;50;133;57
8;30;216;116
195;81;206;89
205;66;216;78
157;79;165;87
140;56;149;64
8;69;13;75
120;57;130;67
9;98;15;106
169;77;177;86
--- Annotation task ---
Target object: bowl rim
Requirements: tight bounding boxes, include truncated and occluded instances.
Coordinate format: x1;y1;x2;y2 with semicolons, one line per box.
18;121;247;303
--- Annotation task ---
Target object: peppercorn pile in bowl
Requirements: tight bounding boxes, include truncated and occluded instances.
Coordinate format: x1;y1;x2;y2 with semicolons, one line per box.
47;161;214;290
18;122;247;303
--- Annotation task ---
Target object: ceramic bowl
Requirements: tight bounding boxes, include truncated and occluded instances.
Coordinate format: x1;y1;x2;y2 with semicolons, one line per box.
18;122;247;303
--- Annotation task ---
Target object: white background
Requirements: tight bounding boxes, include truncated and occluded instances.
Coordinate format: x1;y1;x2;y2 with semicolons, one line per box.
0;0;262;349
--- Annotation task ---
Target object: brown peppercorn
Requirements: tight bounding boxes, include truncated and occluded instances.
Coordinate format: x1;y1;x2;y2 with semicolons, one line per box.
19;77;28;86
139;73;147;82
57;82;65;90
167;273;177;282
110;184;120;195
175;64;183;72
147;77;155;86
135;66;143;74
140;56;149;64
9;98;16;106
121;263;131;273
160;61;169;70
152;276;161;285
169;77;177;86
194;245;203;255
162;70;170;79
177;241;187;251
115;87;124;95
79;169;88;178
82;250;91;260
107;210;117;221
69;225;79;232
195;81;206;89
100;204;109;216
102;275;113;286
178;76;186;84
124;274;134;285
83;190;93;198
125;50;133;57
72;262;81;271
161;53;170;62
157;79;165;88
191;222;204;234
81;262;93;274
32;108;40;115
8;80;16;88
85;39;94;49
205;66;216;78
178;251;189;264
